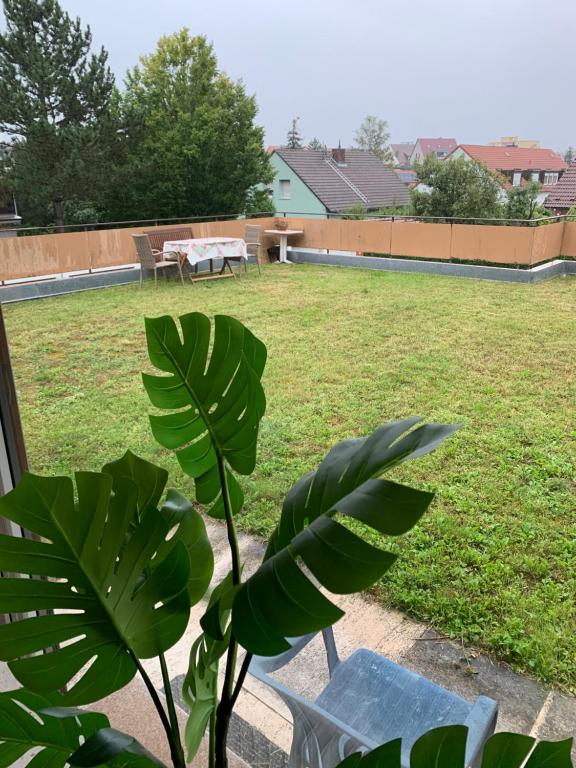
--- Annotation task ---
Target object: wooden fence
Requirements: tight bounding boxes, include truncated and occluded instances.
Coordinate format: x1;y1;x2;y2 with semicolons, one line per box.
0;217;574;282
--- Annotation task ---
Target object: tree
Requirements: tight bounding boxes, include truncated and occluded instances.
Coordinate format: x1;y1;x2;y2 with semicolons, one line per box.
410;154;504;221
286;117;303;149
308;136;326;150
564;146;574;164
354;115;394;163
109;30;273;221
0;0;116;227
506;181;547;221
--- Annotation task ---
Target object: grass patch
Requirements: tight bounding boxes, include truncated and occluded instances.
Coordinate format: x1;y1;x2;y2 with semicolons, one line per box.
4;265;576;691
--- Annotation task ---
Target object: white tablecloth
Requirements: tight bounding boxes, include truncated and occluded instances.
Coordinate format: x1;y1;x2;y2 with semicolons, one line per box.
163;237;247;267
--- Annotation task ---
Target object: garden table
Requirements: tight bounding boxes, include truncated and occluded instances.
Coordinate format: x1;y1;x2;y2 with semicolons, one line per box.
264;229;303;263
162;237;248;274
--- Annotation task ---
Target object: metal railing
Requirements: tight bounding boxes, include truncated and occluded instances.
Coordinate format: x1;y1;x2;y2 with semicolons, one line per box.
1;209;572;237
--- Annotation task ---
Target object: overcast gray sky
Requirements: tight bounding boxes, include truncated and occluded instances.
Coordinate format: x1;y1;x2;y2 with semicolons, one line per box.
10;0;576;151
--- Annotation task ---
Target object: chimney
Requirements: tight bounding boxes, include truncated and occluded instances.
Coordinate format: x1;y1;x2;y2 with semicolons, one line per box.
332;142;346;165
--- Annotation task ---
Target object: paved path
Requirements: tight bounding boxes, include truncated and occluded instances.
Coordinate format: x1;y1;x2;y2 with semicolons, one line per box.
147;519;576;762
1;519;574;765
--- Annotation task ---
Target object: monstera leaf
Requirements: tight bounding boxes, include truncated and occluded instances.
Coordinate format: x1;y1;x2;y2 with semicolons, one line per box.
233;418;459;655
335;726;574;768
0;688;163;768
103;450;214;604
0;455;212;705
142;313;267;518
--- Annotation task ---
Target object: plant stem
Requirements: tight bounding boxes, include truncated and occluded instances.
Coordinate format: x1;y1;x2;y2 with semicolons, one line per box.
215;455;243;768
230;652;252;710
217;454;241;586
131;652;184;768
159;652;186;768
209;710;217;768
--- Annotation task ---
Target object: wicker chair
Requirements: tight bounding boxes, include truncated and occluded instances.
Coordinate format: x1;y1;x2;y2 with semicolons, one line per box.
221;224;262;276
132;234;185;287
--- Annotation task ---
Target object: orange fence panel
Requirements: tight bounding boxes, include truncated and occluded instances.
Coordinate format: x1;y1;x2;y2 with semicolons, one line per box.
560;222;576;257
451;224;534;265
391;222;452;260
0;231;91;281
530;223;565;266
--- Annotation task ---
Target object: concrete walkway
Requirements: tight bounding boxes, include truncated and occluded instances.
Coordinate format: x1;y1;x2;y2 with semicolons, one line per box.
1;518;574;765
147;519;576;763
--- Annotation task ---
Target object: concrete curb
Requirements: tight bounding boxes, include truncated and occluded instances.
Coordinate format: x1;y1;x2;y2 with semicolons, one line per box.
0;258;259;304
288;250;576;283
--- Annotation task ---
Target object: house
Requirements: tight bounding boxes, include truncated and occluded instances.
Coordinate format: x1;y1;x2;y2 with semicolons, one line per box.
445;144;567;202
0;187;20;238
394;168;418;187
489;136;540;149
410;138;457;164
269;147;409;217
390;143;414;167
545;162;576;214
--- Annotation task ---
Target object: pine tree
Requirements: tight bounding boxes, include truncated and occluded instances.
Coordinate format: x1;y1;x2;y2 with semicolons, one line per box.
0;0;116;227
286;117;303;149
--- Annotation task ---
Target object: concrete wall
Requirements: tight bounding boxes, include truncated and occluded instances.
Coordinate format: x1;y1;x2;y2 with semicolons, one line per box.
269;154;327;218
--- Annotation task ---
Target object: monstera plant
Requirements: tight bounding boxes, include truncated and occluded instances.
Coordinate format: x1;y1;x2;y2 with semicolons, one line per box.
0;312;571;768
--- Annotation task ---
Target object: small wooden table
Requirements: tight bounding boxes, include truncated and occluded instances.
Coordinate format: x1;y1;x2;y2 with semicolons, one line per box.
264;229;303;264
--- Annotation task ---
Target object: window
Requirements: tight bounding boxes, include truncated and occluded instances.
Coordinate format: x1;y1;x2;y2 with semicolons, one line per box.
531;171;540;182
279;179;291;199
544;172;559;185
512;172;522;186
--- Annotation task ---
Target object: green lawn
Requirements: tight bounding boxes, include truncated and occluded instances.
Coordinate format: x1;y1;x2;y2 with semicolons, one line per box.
4;265;576;691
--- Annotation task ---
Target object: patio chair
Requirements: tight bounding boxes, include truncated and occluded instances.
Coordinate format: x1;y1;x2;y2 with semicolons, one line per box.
249;628;498;768
132;234;185;287
221;224;262;276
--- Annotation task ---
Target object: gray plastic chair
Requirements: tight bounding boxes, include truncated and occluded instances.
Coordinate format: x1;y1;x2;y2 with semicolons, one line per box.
249;628;497;768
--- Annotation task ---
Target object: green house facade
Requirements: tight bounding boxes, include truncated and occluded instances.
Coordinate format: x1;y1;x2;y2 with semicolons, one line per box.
269;147;409;218
269;152;327;218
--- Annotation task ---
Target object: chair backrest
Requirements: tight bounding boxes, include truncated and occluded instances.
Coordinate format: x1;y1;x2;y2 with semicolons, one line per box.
144;227;193;252
132;234;157;269
244;224;262;257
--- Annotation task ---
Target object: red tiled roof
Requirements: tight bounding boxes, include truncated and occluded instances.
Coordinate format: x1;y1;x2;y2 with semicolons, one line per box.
545;162;576;210
416;138;457;153
451;144;567;172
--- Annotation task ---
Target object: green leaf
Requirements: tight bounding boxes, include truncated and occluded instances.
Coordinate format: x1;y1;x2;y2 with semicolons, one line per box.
0;688;108;768
142;313;267;517
410;725;467;768
331;730;574;768
233;419;458;655
69;727;166;768
481;732;534;768
103;450;168;518
103;452;214;604
0;469;191;705
525;739;574;768
181;633;228;763
182;570;238;762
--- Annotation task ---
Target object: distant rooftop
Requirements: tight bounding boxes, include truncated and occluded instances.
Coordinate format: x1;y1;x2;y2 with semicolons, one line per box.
545;162;576;210
451;144;567;171
274;148;409;211
414;138;458;153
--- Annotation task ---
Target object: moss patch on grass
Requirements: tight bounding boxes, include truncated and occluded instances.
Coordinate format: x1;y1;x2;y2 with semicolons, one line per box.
4;265;576;691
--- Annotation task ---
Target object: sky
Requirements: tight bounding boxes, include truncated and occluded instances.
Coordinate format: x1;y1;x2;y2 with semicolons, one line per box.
4;0;576;152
